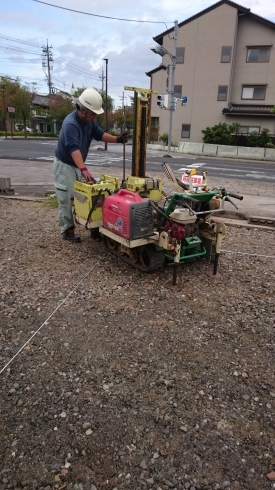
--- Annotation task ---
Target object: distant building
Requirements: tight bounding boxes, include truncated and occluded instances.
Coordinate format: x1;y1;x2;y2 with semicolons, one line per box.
31;94;51;133
31;91;72;133
146;0;275;144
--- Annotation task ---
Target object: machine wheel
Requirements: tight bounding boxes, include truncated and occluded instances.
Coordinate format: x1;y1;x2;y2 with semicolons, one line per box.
138;245;165;271
129;249;139;264
104;236;118;251
90;228;102;241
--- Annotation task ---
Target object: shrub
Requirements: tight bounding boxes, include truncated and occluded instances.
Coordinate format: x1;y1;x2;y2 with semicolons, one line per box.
246;131;259;147
247;128;273;148
159;133;169;144
201;122;240;145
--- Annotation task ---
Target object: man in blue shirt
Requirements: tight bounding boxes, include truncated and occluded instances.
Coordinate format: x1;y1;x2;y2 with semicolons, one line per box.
54;87;127;242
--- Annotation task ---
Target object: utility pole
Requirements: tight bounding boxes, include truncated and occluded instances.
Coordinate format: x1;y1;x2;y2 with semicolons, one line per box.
121;91;126;130
103;58;108;150
42;40;54;94
150;20;178;155
167;20;178;155
99;66;105;93
0;79;7;139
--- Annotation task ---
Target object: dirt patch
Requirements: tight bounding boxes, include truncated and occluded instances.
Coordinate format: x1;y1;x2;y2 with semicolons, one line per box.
1;199;275;490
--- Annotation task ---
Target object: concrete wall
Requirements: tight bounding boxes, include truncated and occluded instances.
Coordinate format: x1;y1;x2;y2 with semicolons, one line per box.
148;142;275;161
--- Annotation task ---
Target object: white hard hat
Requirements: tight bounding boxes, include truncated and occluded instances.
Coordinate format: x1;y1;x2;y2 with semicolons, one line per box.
78;88;104;115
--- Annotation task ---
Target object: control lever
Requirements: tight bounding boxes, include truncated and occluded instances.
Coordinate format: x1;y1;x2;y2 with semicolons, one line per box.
225;196;238;210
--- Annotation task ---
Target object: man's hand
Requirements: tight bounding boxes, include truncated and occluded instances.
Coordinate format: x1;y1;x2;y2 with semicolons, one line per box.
116;132;128;144
80;167;96;183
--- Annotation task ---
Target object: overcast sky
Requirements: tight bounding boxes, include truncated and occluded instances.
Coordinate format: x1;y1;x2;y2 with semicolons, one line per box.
1;0;275;108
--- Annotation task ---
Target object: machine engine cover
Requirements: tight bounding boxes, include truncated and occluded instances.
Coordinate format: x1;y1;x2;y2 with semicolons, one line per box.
103;189;154;240
169;208;196;224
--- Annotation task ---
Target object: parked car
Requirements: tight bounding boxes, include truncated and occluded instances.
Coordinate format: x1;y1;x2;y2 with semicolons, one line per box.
15;124;33;132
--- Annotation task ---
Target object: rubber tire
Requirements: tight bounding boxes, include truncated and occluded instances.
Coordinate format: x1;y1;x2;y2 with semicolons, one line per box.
103;235;118;251
138;245;165;271
90;228;102;241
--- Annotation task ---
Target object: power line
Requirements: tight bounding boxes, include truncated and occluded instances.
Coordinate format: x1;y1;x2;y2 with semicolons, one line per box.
0;34;41;48
0;34;125;100
32;0;171;25
54;58;100;80
0;42;41;56
107;81;122;98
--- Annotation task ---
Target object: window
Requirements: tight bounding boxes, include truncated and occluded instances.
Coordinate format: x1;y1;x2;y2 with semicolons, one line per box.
242;86;266;100
176;47;185;63
217;86;228;101
174;85;182;99
221;46;232;63
181;124;190;138
151;117;159;129
247;47;270;62
239;126;260;134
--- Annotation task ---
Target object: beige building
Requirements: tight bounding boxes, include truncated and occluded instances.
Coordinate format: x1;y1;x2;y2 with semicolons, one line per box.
146;0;275;144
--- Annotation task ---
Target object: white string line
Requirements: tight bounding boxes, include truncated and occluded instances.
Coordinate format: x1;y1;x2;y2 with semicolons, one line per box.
0;262;99;375
221;250;275;259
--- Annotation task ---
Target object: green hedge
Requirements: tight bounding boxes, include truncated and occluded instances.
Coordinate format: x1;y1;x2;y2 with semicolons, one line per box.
0;131;58;138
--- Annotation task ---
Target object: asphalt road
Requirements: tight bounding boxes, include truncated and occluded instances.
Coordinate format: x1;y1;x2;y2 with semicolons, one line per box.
0;138;275;184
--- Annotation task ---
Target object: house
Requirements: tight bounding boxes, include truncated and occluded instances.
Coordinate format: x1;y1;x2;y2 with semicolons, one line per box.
31;90;72;133
31;94;51;133
146;0;275;144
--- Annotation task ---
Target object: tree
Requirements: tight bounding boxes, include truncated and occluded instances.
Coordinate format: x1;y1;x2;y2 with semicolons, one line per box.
0;77;32;137
13;85;33;137
71;86;86;98
48;94;74;126
97;89;114;129
201;122;240;145
112;105;134;132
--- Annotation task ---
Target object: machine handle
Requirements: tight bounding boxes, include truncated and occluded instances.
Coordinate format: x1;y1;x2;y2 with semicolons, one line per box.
117;188;142;201
183;195;202;204
226;191;243;201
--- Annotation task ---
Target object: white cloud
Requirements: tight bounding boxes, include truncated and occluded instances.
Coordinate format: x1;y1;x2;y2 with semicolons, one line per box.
1;0;275;108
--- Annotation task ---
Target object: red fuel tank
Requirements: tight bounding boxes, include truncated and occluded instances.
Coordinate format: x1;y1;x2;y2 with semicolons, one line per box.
102;189;154;240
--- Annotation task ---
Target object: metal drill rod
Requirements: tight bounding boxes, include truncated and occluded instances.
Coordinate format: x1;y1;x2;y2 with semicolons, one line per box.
123;142;126;182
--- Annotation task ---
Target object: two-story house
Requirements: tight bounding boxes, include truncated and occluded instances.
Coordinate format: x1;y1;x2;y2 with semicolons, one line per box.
146;0;275;144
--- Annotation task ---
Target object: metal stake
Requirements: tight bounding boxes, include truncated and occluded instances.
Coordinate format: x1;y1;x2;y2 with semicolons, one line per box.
123;141;126;182
213;252;220;275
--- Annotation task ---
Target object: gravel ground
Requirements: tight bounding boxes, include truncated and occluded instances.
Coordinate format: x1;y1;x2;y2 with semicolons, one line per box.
1;199;275;490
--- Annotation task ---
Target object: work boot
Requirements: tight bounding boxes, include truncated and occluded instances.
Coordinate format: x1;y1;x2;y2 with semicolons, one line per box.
63;228;81;243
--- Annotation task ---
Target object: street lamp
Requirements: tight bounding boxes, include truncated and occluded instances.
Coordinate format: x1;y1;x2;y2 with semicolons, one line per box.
103;58;108;151
150;20;178;155
0;79;7;139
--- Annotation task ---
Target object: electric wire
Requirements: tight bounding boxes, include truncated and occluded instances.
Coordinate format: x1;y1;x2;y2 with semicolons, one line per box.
54;58;101;81
0;34;41;48
0;262;99;375
0;45;119;96
0;22;147;100
221;250;275;258
0;42;41;56
32;0;171;26
0;38;118;86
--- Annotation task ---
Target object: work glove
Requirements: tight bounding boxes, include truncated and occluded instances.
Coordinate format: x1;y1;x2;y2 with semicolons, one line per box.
80;167;96;183
116;132;128;144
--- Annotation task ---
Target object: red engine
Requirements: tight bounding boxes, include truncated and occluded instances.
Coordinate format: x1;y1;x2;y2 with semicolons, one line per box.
103;189;154;240
164;220;185;240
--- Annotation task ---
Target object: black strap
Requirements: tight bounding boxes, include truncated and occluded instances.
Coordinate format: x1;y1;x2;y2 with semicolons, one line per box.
85;188;112;229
